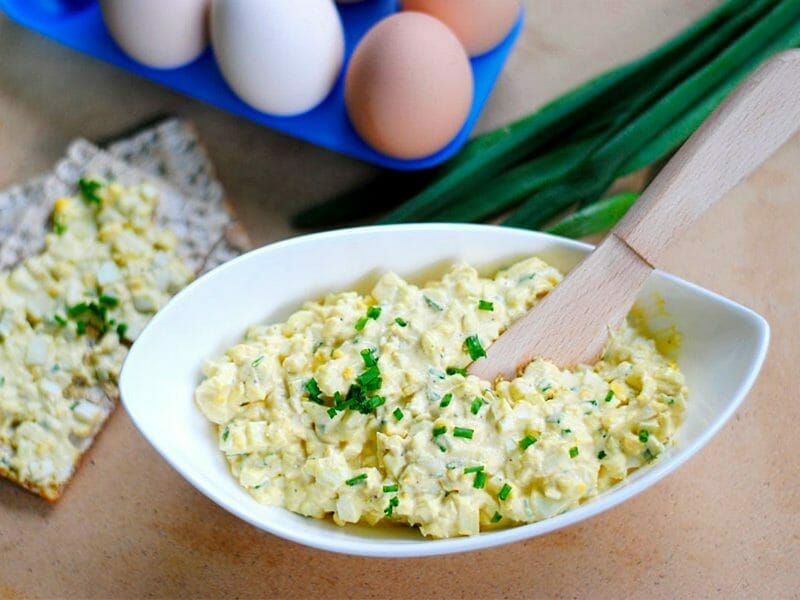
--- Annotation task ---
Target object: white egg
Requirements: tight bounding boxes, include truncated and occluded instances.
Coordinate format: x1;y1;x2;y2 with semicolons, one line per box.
100;0;210;69
211;0;345;116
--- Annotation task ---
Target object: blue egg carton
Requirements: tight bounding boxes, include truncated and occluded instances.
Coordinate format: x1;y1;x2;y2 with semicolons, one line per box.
0;0;522;170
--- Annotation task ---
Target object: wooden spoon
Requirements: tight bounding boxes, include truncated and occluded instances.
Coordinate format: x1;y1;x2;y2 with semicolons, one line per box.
469;49;800;381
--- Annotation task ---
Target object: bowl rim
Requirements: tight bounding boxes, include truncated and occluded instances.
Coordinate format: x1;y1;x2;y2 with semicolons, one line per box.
120;223;770;557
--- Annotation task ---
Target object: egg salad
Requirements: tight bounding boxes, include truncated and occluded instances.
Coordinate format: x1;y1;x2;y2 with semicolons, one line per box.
195;257;687;538
0;179;192;499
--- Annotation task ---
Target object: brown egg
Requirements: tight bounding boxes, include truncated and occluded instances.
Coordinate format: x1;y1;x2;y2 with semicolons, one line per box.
402;0;520;56
345;12;473;160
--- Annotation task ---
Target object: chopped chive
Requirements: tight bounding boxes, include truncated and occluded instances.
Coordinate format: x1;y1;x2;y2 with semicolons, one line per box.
519;435;537;450
478;300;494;311
384;495;399;516
569;446;579;458
393;408;404;421
597;450;607;459
470;397;484;415
588;400;598;406
78;178;102;204
67;302;88;318
355;316;368;331
604;390;615;402
383;484;399;493
115;322;128;338
439;393;453;408
345;473;368;486
76;320;87;336
366;306;382;320
424;295;444;311
446;366;468;377
356;365;381;390
561;428;572;435
498;483;512;501
360;348;377;367
463;465;484;474
53;315;67;326
394;317;408;327
464;335;486;360
98;294;119;308
366;396;385;410
639;429;650;443
473;471;487;489
69;400;78;410
53;220;67;235
250;355;264;368
643;448;656;462
305;378;323;404
540;384;552;393
327;407;338;418
453;427;474;439
490;512;503;523
433;425;447;437
221;426;230;441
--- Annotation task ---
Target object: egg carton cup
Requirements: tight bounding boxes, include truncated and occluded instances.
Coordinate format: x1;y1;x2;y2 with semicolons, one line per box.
0;0;523;170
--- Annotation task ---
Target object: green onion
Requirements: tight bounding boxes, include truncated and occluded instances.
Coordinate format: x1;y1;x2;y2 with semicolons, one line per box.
561;428;572;436
361;348;377;367
433;425;447;437
251;355;264;368
643;448;656;462
569;446;579;458
519;435;537;450
453;427;474;439
345;473;368;486
78;178;102;204
597;450;607;459
53;220;67;235
355;316;368;331
639;429;650;443
470;397;484;415
366;396;385;410
98;294;119;308
327;407;338;418
367;306;382;320
498;483;512;501
305;378;323;404
463;465;484;474
439;393;453;408
395;317;408;327
473;471;487;489
67;302;88;318
383;484;399;493
464;335;486;360
76;320;87;336
53;315;67;327
546;192;639;239
116;322;128;339
356;365;381;391
604;390;615;402
221;426;230;441
478;300;494;311
490;512;503;523
424;295;444;311
446;366;468;377
393;408;404;421
384;494;400;517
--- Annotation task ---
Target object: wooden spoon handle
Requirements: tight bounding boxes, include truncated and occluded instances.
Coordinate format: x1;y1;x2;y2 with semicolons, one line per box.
614;49;800;267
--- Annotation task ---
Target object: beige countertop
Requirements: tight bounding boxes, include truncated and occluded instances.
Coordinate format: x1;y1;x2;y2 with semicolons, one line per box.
1;2;798;598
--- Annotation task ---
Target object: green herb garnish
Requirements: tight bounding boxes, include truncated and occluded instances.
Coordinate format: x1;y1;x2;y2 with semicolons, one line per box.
78;178;102;204
463;465;484;474
478;300;494;311
345;473;368;486
473;471;487;489
366;306;382;320
53;220;67;235
222;426;230;441
470;397;484;415
75;320;87;336
360;348;377;367
99;294;119;308
393;408;404;421
53;315;67;327
305;378;323;404
604;390;615;402
464;335;486;360
384;495;399;517
251;355;264;368
439;393;452;408
453;427;473;439
395;317;408;327
67;302;88;318
498;483;512;501
423;295;443;311
327;407;338;418
597;450;607;459
569;446;579;458
116;322;128;338
519;435;537;450
433;425;447;437
383;484;399;493
639;429;650;443
446;366;467;377
355;316;368;331
490;512;503;523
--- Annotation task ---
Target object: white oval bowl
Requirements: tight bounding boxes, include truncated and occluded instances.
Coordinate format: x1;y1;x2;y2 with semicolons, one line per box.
119;224;769;557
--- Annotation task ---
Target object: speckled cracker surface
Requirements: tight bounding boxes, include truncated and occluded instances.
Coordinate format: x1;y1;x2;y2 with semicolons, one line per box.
0;119;249;500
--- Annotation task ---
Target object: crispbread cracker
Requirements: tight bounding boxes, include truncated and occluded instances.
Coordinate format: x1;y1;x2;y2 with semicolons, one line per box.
0;119;249;500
